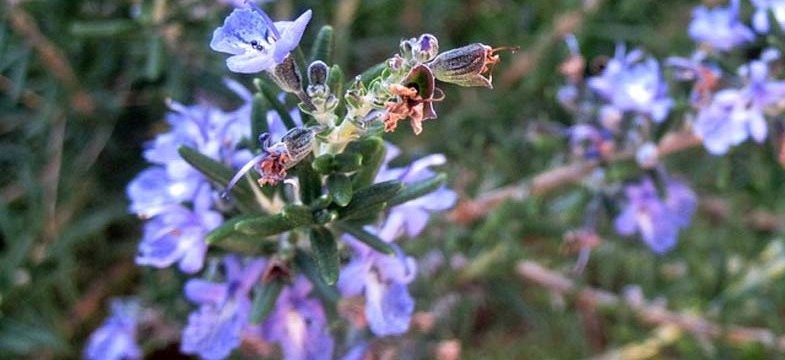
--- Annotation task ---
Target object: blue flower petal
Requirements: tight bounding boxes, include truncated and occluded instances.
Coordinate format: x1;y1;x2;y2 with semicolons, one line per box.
210;8;270;55
365;281;414;336
181;299;251;360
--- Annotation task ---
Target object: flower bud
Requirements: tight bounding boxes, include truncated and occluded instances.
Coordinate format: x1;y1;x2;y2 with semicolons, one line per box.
415;34;439;63
308;60;329;86
427;43;511;88
400;38;414;58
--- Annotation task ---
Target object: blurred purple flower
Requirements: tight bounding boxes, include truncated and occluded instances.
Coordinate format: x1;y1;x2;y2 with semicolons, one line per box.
375;144;457;240
339;236;417;336
210;6;312;73
127;167;177;219
688;0;754;51
128;96;250;207
220;0;273;7
665;51;721;106
567;124;614;160
340;342;370;360
181;256;266;360
128;82;253;273
260;276;334;360
614;177;697;253
135;185;222;273
587;45;673;122
751;0;785;33
84;299;142;360
694;50;785;154
145;98;252;182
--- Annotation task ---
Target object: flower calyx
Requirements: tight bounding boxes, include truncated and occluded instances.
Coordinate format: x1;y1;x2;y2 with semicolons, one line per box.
427;43;517;89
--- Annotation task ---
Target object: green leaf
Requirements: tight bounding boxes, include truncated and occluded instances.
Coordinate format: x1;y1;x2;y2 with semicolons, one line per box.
145;34;164;80
388;173;447;207
344;137;386;188
254;78;297;129
337;180;402;220
334;222;394;255
282;204;316;226
250;280;285;323
312;154;335;174
314;209;338;224
206;215;256;244
250;93;269;150
294;250;339;304
177;146;256;212
205;215;278;254
339;203;386;225
69;20;139;37
312;153;362;174
293;156;321;205
235;205;314;236
309;227;340;285
328;64;344;99
327;174;353;207
333;153;362;173
310;25;334;63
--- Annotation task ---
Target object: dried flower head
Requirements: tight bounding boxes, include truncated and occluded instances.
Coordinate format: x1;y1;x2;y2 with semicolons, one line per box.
382;64;444;135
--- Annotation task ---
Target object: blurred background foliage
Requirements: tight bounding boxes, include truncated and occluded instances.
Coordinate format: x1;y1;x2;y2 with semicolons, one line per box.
2;0;785;358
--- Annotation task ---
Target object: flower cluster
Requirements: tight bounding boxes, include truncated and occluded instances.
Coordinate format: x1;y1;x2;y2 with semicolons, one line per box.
338;144;456;336
555;0;785;257
127;82;253;273
89;3;506;359
614;177;697;253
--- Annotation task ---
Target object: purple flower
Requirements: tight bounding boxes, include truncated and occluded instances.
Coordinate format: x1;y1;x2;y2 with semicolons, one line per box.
127;167;177;219
694;50;785;154
339;235;417;336
375;144;457;240
135;185;222;273
688;0;754;52
146;99;252;181
210;6;312;73
128;84;254;273
260;276;334;360
751;0;785;33
614;177;697;253
84;299;142;360
587;45;673;122
181;256;266;360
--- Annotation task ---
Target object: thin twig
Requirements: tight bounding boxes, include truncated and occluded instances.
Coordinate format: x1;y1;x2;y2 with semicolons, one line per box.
517;260;785;352
5;2;94;115
448;129;701;224
0;74;43;110
66;261;137;337
40;112;66;248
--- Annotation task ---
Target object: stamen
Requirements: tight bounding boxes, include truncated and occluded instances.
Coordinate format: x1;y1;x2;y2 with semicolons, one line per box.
221;152;268;199
490;46;520;56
